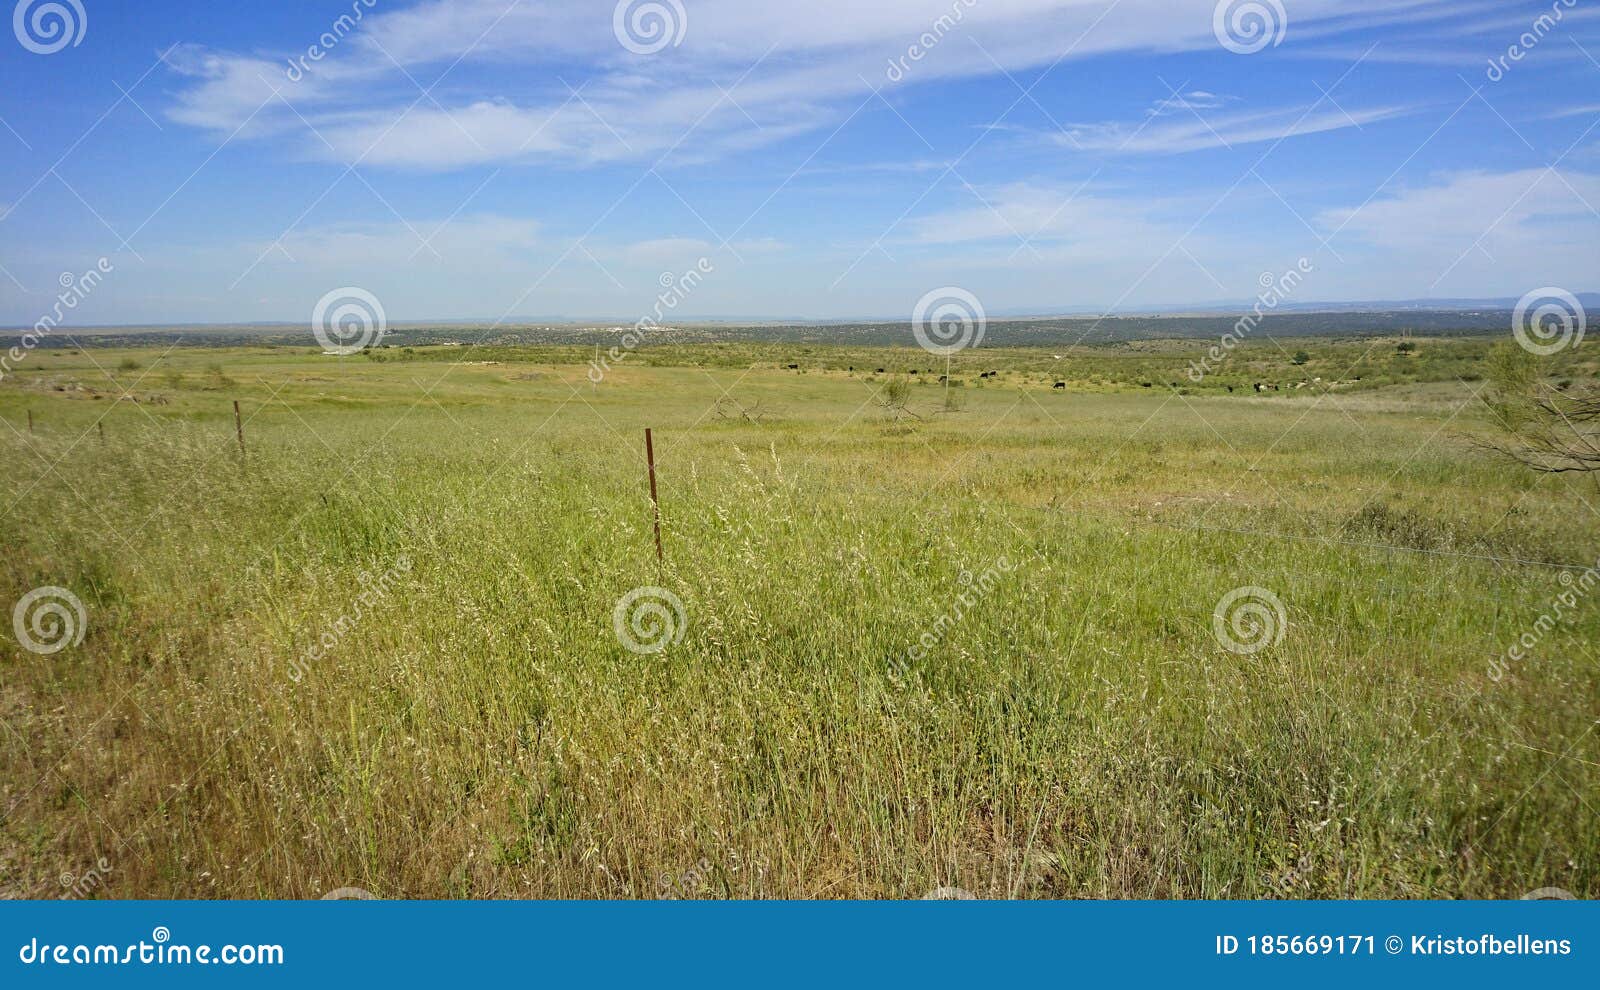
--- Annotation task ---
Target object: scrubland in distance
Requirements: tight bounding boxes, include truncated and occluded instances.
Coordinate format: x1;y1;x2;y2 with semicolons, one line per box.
1;338;1596;898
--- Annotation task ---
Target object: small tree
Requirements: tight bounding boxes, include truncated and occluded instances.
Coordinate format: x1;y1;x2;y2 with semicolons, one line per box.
1479;342;1600;481
1291;350;1310;366
878;376;921;420
1396;341;1416;355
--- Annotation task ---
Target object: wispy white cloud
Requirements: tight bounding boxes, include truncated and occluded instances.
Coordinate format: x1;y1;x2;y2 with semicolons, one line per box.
1147;90;1234;116
1056;101;1419;154
262;214;541;268
900;180;1210;263
1317;167;1600;292
160;0;1475;171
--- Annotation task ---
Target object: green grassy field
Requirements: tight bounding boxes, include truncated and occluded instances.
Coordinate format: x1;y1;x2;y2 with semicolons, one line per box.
1;337;1596;899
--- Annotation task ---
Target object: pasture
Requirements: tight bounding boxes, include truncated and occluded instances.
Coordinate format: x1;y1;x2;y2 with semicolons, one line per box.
1;337;1596;899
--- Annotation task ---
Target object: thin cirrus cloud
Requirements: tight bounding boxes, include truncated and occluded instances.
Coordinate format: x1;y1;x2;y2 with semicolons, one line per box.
1314;167;1600;291
159;0;1474;171
1318;167;1600;252
1057;102;1421;155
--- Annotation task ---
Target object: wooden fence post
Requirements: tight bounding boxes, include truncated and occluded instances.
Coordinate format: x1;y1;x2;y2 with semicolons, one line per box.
234;400;245;457
645;428;663;565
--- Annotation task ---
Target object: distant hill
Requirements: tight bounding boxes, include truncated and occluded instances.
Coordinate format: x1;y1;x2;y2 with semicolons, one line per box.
0;303;1572;350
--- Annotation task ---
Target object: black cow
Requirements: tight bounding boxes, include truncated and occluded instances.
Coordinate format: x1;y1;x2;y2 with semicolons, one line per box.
1053;381;1066;389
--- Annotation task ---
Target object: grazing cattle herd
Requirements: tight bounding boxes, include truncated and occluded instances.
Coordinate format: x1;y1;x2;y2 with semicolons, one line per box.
776;362;1363;396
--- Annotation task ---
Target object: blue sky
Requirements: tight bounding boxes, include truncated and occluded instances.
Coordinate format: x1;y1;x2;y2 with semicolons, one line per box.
1;0;1598;326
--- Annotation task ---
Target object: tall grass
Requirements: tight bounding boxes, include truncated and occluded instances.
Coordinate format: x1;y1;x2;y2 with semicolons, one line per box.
0;346;1595;898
